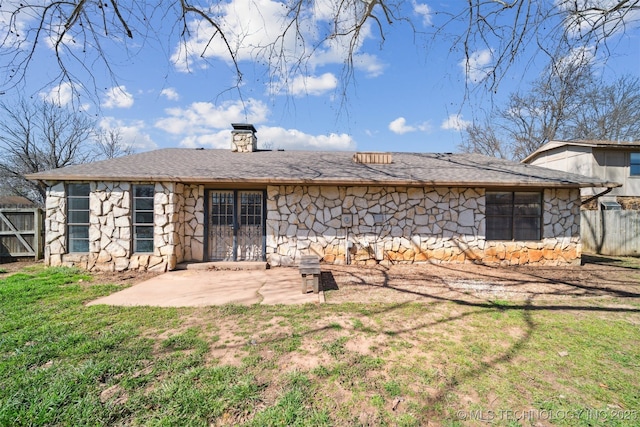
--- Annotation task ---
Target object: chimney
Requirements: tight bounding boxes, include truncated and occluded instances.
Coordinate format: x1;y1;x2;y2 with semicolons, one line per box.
231;123;258;152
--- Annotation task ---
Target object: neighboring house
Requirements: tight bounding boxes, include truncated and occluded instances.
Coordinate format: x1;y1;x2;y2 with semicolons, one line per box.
523;140;640;256
522;140;640;208
26;125;617;272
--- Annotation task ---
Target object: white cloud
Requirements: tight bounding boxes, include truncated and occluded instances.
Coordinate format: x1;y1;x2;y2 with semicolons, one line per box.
175;126;355;151
351;53;386;78
44;24;77;52
160;87;180;101
154;97;354;150
272;73;338;96
39;82;92;110
40;82;75;106
553;46;595;76
98;117;158;152
103;85;134;109
441;114;471;131
171;0;298;71
155;99;269;136
389;117;415;134
389;117;432;135
171;0;384;81
258;126;355;150
0;4;28;48
460;49;494;83
556;0;640;38
413;1;432;26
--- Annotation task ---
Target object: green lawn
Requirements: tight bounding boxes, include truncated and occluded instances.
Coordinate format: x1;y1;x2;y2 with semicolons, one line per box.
1;265;639;426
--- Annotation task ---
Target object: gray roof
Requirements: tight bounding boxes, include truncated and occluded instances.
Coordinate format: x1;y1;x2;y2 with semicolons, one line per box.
0;196;37;208
522;139;640;163
27;149;619;188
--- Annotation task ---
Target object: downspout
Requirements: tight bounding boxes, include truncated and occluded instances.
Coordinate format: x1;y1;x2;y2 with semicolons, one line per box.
581;187;614;208
345;226;350;265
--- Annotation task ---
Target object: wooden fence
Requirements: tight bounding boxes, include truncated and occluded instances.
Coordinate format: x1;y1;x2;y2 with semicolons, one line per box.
0;208;43;260
581;210;640;256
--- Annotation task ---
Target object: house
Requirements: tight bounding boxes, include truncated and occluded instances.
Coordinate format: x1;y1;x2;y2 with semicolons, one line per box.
26;125;618;272
523;140;639;255
522;140;640;209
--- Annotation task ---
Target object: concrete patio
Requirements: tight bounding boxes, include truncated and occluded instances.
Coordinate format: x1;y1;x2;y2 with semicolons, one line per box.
86;267;323;307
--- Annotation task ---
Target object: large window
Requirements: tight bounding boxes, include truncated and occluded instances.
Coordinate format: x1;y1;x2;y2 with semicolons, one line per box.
631;153;640;176
486;191;542;241
133;185;154;253
67;183;90;252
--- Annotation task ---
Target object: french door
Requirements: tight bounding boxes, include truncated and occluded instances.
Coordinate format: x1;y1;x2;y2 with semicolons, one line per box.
208;190;265;261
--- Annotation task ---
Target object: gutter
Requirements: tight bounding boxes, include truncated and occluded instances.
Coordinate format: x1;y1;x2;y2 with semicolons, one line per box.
24;175;619;189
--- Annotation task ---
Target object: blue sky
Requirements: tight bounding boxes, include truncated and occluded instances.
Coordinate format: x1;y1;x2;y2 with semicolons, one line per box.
2;1;639;154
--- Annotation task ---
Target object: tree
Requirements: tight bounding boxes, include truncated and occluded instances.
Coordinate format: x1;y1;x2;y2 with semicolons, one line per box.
563;75;640;142
95;128;135;159
460;60;640;161
0;1;638;98
0;98;132;206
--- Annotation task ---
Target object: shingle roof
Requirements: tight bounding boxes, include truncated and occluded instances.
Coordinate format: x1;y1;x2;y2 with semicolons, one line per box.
26;149;619;188
522;139;640;163
0;196;37;207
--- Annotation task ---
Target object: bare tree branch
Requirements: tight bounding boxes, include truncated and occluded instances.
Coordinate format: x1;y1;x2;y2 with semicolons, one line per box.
0;99;97;206
0;1;637;101
459;63;640;161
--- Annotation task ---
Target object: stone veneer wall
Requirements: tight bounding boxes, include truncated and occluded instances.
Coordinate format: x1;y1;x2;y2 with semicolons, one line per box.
45;182;581;270
266;185;581;266
178;183;206;263
44;182;69;267
44;181;206;271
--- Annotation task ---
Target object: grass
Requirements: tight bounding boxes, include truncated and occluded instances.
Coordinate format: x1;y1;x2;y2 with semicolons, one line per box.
1;265;639;425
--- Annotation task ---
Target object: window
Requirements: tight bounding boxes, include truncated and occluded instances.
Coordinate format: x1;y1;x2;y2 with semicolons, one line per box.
486;191;541;241
67;183;90;252
133;185;154;253
239;192;263;226
631;153;640;176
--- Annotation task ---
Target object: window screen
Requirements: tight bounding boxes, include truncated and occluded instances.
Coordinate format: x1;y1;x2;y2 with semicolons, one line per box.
133;185;154;253
67;183;90;252
486;191;541;241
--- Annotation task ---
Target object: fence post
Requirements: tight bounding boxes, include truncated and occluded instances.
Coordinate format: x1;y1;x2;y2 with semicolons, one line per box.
34;208;43;260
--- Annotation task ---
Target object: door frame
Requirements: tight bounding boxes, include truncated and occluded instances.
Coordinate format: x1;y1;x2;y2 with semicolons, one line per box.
204;189;266;261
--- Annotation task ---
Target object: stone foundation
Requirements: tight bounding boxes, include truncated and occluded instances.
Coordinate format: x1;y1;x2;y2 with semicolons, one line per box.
581;196;640;211
616;197;640;210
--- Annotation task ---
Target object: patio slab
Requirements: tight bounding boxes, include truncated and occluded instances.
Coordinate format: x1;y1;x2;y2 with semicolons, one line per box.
86;267;323;307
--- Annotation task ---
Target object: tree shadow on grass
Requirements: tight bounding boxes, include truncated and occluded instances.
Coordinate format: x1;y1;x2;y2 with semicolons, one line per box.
313;262;640;419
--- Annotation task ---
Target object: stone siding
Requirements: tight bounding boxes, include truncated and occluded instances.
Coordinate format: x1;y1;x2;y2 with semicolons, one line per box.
44;181;582;270
266;185;581;266
44;182;68;267
178;183;206;263
44;181;206;272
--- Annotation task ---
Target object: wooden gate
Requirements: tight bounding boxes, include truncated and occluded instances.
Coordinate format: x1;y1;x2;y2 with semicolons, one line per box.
0;208;43;260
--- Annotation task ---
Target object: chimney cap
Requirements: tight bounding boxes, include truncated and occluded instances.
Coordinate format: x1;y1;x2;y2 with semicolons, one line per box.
232;123;257;133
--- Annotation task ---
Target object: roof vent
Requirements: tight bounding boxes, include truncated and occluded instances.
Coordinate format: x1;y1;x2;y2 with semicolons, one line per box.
353;152;392;164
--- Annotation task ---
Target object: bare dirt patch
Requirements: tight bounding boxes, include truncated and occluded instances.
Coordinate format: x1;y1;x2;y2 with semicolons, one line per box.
88;269;161;287
0;260;42;273
323;256;640;305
